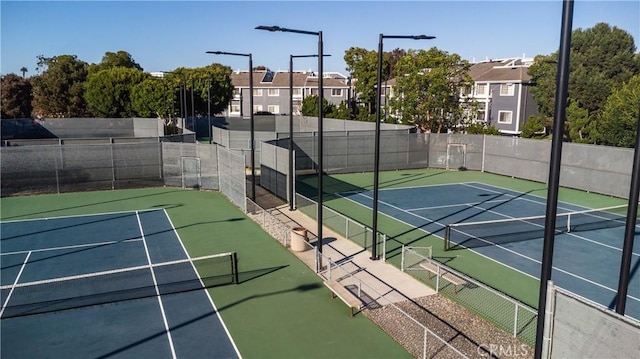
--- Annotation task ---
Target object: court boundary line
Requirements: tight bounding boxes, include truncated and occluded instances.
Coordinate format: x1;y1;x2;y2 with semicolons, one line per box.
464;202;640;256
136;211;177;359
0;251;31;318
161;208;242;359
0;238;143;256
338;181;470;196
404;198;515;212
0;208;164;224
340;190;640;304
337;191;538;281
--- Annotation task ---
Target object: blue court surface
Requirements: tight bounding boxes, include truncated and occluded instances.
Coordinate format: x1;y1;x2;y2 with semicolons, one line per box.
340;182;640;320
1;209;240;359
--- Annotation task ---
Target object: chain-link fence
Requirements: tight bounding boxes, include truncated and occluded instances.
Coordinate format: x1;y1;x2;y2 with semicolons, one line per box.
318;250;469;359
1;142;163;195
402;246;537;347
296;193;386;259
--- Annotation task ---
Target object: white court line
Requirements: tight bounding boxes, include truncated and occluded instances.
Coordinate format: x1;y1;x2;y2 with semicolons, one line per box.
0;208;163;224
345;191;640;304
468;203;640;256
1;251;32;318
337;191;538;280
136;211;177;359
161;209;242;359
0;238;143;256
405;198;513;212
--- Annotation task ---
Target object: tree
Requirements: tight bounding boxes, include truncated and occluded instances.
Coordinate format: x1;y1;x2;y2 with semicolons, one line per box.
463;122;501;135
89;51;143;74
598;75;640;148
528;23;639;143
20;67;28;78
390;48;474;133
84;67;147;117
301;94;335;118
31;55;89;117
1;73;33;118
163;64;234;118
130;77;170;119
344;47;380;114
520;114;551;139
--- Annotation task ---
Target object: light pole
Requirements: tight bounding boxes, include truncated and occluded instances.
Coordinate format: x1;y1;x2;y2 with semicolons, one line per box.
257;25;325;263
206;51;256;201
371;34;435;260
288;54;331;212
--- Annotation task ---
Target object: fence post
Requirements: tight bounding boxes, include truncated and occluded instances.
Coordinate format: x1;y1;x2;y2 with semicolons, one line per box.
542;280;556;359
436;263;440;293
513;303;519;337
423;329;428;359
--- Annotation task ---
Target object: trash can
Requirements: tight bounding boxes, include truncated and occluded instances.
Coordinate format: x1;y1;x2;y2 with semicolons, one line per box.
290;227;309;252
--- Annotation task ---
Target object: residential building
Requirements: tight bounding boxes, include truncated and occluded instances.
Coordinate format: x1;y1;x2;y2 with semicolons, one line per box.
379;56;539;135
224;69;350;117
465;57;538;135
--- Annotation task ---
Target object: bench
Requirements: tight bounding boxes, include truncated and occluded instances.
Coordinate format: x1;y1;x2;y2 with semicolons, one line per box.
419;261;467;294
323;279;362;317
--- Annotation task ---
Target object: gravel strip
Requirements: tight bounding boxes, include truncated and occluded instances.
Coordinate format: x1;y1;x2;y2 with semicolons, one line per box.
363;294;534;359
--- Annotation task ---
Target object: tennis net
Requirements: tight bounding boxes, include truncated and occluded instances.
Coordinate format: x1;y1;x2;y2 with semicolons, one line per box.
0;251;238;318
444;204;629;250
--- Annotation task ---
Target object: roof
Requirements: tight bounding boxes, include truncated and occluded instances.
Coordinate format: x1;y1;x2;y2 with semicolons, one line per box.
470;58;533;83
230;70;349;88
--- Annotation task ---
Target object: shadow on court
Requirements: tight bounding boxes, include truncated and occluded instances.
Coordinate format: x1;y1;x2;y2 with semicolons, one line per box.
95;282;322;359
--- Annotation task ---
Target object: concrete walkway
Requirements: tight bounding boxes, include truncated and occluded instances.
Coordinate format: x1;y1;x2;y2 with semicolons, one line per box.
270;204;436;306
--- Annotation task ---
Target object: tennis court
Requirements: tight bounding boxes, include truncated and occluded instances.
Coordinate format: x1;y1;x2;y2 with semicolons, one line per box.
1;209;240;358
339;181;640;321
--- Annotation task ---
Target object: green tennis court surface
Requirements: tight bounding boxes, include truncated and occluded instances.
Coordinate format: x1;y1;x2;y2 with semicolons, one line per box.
1;188;412;359
297;169;633;310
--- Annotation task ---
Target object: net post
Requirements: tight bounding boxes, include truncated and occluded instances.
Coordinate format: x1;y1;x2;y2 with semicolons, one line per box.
232;252;239;284
444;225;451;250
401;245;405;271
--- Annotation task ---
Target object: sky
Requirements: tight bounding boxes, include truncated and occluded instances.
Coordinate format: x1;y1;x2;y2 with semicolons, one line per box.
1;1;639;76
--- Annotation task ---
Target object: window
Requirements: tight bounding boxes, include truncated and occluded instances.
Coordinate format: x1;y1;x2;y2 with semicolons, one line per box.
253;89;263;96
460;86;472;96
230;104;241;113
267;105;279;114
292;88;302;96
233;89;241;98
498;111;513;124
475;110;486;122
476;83;487;95
268;89;279;96
310;88;318;95
253;105;263;113
331;88;343;97
500;83;515;96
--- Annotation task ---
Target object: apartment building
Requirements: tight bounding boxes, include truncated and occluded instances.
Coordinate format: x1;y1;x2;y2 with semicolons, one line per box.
224;69;350;117
465;57;538;135
379;57;539;135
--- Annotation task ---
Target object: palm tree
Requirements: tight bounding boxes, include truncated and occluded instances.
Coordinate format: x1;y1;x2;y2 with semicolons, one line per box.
20;67;28;78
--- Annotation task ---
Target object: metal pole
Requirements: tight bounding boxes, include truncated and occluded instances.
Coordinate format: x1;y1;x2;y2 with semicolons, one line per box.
249;55;256;201
317;31;324;257
289;55;295;211
372;33;384;260
208;79;212;144
534;1;573;358
191;78;195;130
616;105;640;315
